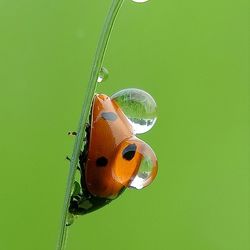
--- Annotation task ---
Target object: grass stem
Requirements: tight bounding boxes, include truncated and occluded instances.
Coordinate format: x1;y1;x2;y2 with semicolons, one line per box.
56;1;124;249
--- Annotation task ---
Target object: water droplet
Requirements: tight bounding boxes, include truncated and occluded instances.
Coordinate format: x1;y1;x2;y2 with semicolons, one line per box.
97;67;109;83
66;213;75;226
129;154;156;189
111;88;157;134
132;0;149;3
112;138;158;189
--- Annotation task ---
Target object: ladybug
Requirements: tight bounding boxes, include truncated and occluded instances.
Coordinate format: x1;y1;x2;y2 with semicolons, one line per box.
69;93;158;215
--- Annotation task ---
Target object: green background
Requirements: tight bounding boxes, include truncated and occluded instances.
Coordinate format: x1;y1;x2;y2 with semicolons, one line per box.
0;0;248;249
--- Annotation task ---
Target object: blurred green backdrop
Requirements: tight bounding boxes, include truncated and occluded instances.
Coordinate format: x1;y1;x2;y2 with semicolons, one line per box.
0;0;248;249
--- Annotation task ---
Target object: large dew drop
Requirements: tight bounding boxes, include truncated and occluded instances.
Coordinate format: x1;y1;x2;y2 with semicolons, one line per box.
112;138;158;189
97;66;109;83
111;88;157;134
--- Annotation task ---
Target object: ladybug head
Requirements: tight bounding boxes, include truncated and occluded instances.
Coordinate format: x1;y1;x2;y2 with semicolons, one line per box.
111;137;158;189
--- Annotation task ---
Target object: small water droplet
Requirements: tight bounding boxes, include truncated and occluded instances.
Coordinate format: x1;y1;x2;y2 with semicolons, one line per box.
97;67;109;83
111;88;157;134
66;213;75;226
132;0;149;3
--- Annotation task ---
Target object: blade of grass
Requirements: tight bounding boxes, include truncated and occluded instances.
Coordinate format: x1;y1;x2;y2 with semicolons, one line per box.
56;1;124;249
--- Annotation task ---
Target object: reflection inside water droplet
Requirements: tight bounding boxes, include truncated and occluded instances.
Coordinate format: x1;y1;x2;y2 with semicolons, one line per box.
97;66;109;83
111;88;157;134
129;154;155;189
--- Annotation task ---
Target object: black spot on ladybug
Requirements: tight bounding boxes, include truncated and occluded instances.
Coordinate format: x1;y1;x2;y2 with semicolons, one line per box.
101;112;118;121
96;156;108;167
122;144;137;161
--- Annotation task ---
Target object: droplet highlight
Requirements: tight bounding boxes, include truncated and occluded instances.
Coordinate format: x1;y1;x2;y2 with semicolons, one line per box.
132;0;149;3
111;88;157;134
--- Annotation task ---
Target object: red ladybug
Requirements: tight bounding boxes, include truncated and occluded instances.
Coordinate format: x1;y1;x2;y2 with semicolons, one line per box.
69;94;158;215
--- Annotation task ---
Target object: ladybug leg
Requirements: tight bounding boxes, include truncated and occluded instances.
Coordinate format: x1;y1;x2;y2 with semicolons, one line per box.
69;193;112;215
66;156;80;170
69;195;84;215
68;131;77;136
69;181;84;215
69;122;91;215
72;181;81;197
68;129;88;141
